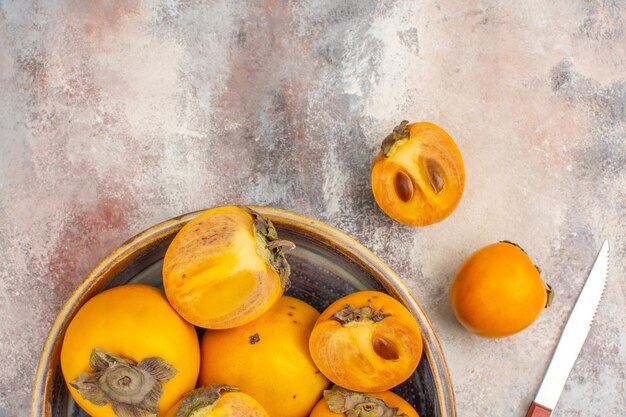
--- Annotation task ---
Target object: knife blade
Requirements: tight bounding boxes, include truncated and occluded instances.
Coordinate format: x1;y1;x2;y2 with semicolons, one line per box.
525;240;609;417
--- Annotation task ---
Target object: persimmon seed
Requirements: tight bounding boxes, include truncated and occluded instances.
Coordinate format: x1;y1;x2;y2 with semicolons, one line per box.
426;159;444;194
372;337;399;360
394;171;414;202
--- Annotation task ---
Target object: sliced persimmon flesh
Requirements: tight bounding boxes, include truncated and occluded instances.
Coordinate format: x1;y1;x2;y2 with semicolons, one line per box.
372;121;465;226
309;291;423;392
163;206;292;329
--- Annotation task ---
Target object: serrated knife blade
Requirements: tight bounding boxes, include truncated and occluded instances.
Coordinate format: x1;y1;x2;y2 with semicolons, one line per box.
525;240;609;417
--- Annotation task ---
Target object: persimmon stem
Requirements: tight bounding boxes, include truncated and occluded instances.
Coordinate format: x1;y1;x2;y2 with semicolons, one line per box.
173;385;238;417
246;207;295;290
381;121;410;156
70;348;177;417
545;284;554;308
331;304;390;326
324;386;408;417
267;239;296;251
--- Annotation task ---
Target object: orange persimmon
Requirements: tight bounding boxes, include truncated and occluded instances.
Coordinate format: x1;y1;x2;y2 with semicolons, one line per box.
371;121;465;226
199;296;329;417
60;284;200;417
309;290;423;392
449;241;553;338
162;206;293;329
163;385;269;417
310;386;420;417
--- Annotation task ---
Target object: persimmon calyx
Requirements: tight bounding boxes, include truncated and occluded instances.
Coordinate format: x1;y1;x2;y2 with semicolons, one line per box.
70;348;177;417
173;385;238;417
499;240;554;308
545;284;554;308
247;207;294;289
381;121;410;156
331;304;390;326
500;240;527;253
324;386;408;417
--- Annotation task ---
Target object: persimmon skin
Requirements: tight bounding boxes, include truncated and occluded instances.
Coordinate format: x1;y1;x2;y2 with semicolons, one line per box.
60;285;200;417
199;296;329;417
449;242;550;338
309;291;423;392
309;389;420;417
371;121;465;226
163;389;269;417
163;206;288;329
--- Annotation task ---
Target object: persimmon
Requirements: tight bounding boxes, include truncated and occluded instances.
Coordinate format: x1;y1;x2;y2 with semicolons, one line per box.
449;241;553;338
371;121;465;226
162;206;294;329
60;284;200;417
309;291;423;392
310;386;420;417
163;385;269;417
199;296;329;417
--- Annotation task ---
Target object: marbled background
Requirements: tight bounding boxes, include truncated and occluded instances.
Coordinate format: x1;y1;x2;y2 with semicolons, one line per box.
1;1;624;416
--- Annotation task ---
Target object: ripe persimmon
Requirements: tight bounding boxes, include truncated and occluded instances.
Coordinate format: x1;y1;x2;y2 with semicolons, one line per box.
371;121;465;226
199;296;329;417
309;291;423;392
163;206;293;329
449;241;553;338
60;284;200;417
163;385;269;417
310;386;420;417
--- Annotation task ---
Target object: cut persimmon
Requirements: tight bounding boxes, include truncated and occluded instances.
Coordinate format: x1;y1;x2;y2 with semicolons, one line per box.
162;206;293;329
309;291;423;392
163;385;269;417
371;121;465;226
310;386;420;417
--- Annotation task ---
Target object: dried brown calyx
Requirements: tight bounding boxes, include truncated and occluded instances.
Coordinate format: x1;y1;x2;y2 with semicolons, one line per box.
331;304;390;326
381;121;410;156
70;348;177;417
324;386;408;417
174;385;238;417
544;283;554;308
500;240;553;308
247;207;295;289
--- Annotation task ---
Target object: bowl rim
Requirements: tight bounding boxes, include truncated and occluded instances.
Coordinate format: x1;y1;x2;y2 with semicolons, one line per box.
32;206;456;417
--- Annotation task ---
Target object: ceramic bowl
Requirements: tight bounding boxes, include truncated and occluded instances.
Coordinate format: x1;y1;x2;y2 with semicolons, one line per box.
32;206;455;417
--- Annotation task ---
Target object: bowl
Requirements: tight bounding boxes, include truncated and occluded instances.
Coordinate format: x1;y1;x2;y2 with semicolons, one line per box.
32;206;456;417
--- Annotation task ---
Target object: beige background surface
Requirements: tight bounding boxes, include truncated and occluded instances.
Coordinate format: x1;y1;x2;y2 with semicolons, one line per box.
1;1;624;416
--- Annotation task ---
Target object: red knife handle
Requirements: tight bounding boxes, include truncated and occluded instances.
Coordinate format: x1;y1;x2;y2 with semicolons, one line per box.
525;402;552;417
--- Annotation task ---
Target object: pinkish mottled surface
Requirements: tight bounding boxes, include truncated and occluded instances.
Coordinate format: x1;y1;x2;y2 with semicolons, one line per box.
1;1;625;416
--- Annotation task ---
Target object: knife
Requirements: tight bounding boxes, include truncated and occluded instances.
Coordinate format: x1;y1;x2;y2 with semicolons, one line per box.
525;240;609;417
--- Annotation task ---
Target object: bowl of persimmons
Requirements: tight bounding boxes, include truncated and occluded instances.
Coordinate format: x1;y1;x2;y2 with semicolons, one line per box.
33;206;455;417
